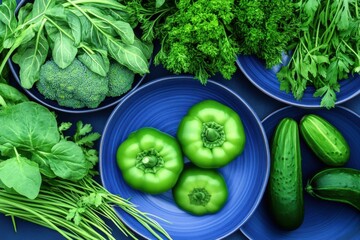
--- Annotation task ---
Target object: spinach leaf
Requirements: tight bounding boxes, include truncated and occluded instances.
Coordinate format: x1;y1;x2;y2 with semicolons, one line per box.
31;152;57;178
17;3;33;25
133;38;154;60
52;31;78;69
0;83;28;107
0;0;18;49
0;0;17;32
48;140;90;181
29;0;56;20
78;48;110;77
0;102;60;154
66;10;82;46
107;38;149;74
0;154;41;199
78;14;104;47
84;6;134;44
12;29;49;89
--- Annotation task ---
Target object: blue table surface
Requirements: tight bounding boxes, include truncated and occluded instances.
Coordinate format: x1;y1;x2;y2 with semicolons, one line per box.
1;1;359;239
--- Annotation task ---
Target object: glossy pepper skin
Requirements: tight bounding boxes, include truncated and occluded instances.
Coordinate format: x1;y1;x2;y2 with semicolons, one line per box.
172;166;228;215
177;100;246;168
116;127;184;194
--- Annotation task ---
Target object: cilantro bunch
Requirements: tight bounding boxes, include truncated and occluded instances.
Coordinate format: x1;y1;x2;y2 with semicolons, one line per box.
277;0;360;109
154;0;239;84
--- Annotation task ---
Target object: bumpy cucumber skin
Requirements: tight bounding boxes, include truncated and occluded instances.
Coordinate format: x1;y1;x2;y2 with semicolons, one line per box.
268;118;304;230
306;168;360;211
300;114;350;166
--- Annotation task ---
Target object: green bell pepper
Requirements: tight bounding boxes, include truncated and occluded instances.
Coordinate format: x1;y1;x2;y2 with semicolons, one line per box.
177;100;246;168
116;127;184;194
172;166;228;215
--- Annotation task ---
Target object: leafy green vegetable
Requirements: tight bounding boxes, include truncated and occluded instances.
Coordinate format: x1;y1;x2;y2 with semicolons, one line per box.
12;28;49;89
78;48;110;77
0;97;96;198
0;83;28;107
0;0;152;89
232;0;299;68
154;0;239;84
37;58;134;109
277;0;360;109
0;150;41;200
0;174;171;240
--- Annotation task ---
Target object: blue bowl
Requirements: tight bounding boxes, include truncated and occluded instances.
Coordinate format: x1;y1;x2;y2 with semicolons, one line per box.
99;76;270;239
236;55;360;108
8;0;147;114
240;106;360;240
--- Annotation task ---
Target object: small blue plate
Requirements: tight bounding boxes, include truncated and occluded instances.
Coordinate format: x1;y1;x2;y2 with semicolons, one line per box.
240;106;360;240
236;55;360;108
100;76;270;239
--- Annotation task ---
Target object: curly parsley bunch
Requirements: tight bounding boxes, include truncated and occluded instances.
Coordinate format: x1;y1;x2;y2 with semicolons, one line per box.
233;0;299;68
154;0;239;84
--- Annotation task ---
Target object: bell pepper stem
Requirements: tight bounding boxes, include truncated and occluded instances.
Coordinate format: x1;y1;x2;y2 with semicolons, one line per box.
142;156;158;168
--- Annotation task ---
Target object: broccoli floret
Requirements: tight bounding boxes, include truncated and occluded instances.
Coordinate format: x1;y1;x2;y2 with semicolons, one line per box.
37;59;109;109
107;62;135;97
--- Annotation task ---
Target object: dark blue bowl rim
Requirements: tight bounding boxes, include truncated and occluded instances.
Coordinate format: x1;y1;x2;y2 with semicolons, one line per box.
240;104;360;240
99;75;271;239
8;0;148;114
236;56;360;109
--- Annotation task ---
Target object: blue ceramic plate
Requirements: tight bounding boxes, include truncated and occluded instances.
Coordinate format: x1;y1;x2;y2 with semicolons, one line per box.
240;106;360;240
236;55;360;108
100;76;270;239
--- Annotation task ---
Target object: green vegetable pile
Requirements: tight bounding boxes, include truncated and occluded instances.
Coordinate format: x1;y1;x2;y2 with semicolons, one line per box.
116;100;246;216
37;59;135;108
268;114;355;231
126;0;298;84
233;0;299;68
0;0;152;108
277;0;360;108
0;83;170;239
126;0;359;108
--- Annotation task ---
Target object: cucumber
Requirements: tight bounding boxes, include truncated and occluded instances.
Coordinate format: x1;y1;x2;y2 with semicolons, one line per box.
306;168;360;211
268;118;304;230
300;114;350;166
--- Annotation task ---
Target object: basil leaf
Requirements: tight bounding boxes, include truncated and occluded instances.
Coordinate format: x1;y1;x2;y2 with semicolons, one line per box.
12;31;49;89
48;140;90;181
0;155;41;199
107;38;149;74
52;31;77;69
0;102;60;153
78;48;110;77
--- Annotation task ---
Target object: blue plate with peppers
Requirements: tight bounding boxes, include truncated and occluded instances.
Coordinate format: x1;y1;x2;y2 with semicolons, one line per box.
100;76;270;239
240;106;360;240
236;55;360;108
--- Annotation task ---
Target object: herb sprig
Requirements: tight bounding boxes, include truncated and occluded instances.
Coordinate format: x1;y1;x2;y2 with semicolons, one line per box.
277;0;360;108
